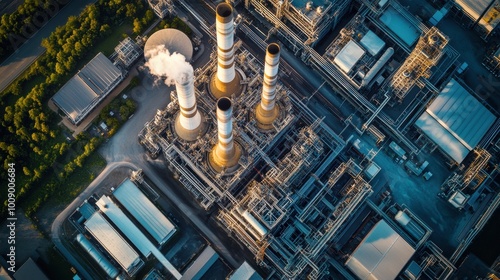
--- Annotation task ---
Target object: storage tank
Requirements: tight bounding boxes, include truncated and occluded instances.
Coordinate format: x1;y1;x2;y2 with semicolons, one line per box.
75;234;120;279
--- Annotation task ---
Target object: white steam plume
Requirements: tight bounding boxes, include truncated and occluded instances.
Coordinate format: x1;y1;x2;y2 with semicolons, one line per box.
145;45;193;86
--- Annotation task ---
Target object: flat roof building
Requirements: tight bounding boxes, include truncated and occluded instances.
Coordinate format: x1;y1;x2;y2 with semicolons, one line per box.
180;246;218;280
229;261;263;280
334;40;365;74
52;52;124;125
345;220;415;280
452;0;499;39
415;78;496;163
13;258;49;280
85;212;143;276
96;196;182;279
113;179;176;245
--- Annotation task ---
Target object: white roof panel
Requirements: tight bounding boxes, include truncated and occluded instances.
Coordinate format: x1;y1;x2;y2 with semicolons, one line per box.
334;40;365;73
113;179;176;245
380;6;420;46
96;196;182;279
85;212;141;273
415;79;496;163
230;261;263;280
346;220;415;280
360;30;386;56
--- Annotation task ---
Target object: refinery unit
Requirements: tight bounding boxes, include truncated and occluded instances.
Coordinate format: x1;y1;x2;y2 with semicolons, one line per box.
136;0;500;279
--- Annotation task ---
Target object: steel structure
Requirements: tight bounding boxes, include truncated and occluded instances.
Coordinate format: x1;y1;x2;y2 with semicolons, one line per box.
389;27;449;101
245;0;352;47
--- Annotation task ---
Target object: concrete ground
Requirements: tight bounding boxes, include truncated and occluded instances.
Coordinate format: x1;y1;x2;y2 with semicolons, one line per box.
353;133;483;256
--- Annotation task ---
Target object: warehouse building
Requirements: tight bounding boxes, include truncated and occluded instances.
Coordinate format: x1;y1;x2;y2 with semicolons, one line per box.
113;179;176;245
52;52;124;125
84;212;144;276
96;196;182;279
415;78;497;163
345;220;416;280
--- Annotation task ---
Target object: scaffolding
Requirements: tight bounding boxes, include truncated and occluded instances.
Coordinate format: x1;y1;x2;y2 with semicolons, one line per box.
390;27;449;101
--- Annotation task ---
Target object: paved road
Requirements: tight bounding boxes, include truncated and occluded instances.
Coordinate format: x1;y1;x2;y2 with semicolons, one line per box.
51;161;137;280
0;0;96;93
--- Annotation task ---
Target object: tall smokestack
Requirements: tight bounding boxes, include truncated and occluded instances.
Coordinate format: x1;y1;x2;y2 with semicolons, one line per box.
210;3;243;99
256;43;280;129
174;71;204;141
209;97;241;172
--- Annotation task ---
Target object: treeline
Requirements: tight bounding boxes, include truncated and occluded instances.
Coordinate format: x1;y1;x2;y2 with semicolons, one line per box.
0;0;69;61
0;0;149;219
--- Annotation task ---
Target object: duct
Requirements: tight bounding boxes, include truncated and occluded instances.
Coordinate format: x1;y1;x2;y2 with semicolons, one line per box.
240;209;268;238
75;234;120;279
361;47;394;88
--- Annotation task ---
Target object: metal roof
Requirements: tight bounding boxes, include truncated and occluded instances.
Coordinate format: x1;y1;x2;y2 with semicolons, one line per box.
13;258;49;280
144;29;193;61
346;220;415;280
96;196;182;279
229;261;263;280
113;179;176;245
360;30;386;56
52;52;122;124
334;40;365;73
380;6;420;46
180;246;218;280
85;212;141;274
415;79;496;163
454;0;495;20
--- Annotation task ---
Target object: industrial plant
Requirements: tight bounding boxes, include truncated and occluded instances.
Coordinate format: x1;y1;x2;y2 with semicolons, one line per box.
138;0;500;279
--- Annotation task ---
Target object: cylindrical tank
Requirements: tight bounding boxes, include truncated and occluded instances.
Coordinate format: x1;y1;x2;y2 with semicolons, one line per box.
256;43;281;129
361;47;394;88
75;234;120;279
216;3;235;84
395;210;411;226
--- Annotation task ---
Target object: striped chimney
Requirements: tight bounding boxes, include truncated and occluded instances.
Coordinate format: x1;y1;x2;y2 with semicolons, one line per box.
175;72;201;131
216;4;235;84
212;97;239;168
256;43;280;127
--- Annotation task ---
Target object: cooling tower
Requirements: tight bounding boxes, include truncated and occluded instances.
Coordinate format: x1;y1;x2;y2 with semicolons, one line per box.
255;43;280;130
209;3;244;99
174;71;206;141
209;97;241;172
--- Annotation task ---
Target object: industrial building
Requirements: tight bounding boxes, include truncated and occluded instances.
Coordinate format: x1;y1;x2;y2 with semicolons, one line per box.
415;78;497;164
75;234;120;279
483;45;500;77
51;52;124;125
95;195;182;279
449;0;499;40
114;37;142;68
244;0;352;47
179;246;218;280
84;212;144;276
133;1;500;279
229;261;263;280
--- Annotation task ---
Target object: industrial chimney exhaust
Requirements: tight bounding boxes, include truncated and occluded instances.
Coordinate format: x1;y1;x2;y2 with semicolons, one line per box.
209;97;241;172
174;71;205;141
255;43;280;129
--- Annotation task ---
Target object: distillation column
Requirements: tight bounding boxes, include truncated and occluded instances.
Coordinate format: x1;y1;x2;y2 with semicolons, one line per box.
209;3;243;99
209;97;241;172
256;43;280;129
174;69;206;141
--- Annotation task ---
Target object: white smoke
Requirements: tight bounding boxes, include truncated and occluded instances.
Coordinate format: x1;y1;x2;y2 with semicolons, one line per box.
145;45;193;86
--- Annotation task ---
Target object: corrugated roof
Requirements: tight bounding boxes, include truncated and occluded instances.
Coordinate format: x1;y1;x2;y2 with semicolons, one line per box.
380;6;420;46
346;220;415;280
334;40;365;73
454;0;494;20
230;261;263;280
113;179;176;245
415;79;496;163
360;30;386;56
85;212;141;273
96;196;182;279
51;52;122;124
